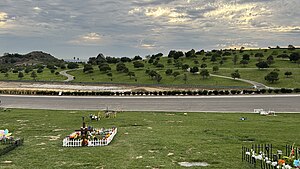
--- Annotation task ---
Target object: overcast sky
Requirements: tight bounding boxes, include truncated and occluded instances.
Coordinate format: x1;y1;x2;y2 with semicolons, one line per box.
0;0;299;59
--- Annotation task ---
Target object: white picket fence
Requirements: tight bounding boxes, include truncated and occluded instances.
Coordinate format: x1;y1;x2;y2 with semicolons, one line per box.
63;128;117;147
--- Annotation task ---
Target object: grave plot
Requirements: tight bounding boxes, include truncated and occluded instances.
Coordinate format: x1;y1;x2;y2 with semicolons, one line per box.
0;129;24;156
242;144;300;168
62;118;117;147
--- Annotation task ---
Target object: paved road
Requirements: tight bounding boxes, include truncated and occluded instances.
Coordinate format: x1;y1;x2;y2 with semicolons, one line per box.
1;95;299;113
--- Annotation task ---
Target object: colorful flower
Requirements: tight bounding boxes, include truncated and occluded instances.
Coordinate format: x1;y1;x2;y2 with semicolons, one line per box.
294;159;300;168
278;159;285;165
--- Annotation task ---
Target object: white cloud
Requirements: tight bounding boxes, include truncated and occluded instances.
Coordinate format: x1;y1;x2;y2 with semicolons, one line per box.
0;12;8;27
69;32;102;45
129;6;189;23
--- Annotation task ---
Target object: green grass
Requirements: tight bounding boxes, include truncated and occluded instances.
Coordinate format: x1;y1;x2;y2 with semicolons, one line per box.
1;109;300;168
69;68;251;88
67;48;300;88
0;68;66;81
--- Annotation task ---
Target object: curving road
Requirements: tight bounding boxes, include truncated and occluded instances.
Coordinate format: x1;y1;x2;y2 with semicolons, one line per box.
1;95;300;113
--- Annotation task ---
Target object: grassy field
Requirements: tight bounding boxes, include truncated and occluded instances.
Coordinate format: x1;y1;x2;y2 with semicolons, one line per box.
0;68;66;81
1;109;300;168
67;48;300;88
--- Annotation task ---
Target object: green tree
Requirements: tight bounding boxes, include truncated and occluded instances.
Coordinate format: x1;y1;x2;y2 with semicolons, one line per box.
183;73;188;84
212;66;219;72
284;71;292;78
256;61;269;69
240;59;249;67
67;62;79;69
232;55;238;65
289;53;300;62
172;71;180;79
107;72;113;81
37;67;43;73
155;73;162;83
128;71;135;79
231;70;240;79
200;69;209;79
133;61;144;68
265;71;279;83
83;64;93;73
165;69;173;76
18;72;24;79
266;55;274;65
242;54;250;60
190;66;199;74
182;64;189;71
31;71;37;80
200;64;207;69
99;64;111;72
4;72;9;79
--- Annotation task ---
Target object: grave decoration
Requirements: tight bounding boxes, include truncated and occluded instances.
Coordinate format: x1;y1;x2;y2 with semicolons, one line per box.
242;144;300;169
0;129;24;156
63;117;117;147
0;129;13;143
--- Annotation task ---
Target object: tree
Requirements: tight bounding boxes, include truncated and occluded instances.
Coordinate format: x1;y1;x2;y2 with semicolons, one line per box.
4;72;9;79
155;73;162;83
289;53;300;62
182;64;189;71
18;72;24;79
256;61;269;69
172;71;180;79
165;69;173;76
232;55;238;65
120;57;131;63
200;69;209;79
265;71;279;83
37;67;43;73
212;66;219;72
174;61;182;69
107;72;113;81
25;67;32;74
132;55;142;61
133;61;144;68
31;71;37;80
116;63;128;72
210;54;217;63
284;71;292;78
200;64;207;69
242;54;250;60
156;63;164;68
83;64;93;73
128;71;135;79
67;62;79;69
185;49;196;58
240;59;249;67
288;44;295;50
190;66;199;74
50;69;55;74
99;64;111;72
255;53;264;61
183;73;188;84
167;59;173;64
231;70;240;79
266;55;274;65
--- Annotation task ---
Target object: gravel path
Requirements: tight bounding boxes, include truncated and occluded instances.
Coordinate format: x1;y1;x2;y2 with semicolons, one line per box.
210;74;271;89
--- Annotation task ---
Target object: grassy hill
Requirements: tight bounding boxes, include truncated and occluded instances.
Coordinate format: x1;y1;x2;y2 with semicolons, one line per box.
68;48;300;88
0;48;299;89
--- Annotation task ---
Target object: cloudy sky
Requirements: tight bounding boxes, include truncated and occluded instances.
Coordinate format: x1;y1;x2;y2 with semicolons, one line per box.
0;0;299;59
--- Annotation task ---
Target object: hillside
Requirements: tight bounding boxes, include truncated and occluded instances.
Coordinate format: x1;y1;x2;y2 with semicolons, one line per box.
0;51;64;66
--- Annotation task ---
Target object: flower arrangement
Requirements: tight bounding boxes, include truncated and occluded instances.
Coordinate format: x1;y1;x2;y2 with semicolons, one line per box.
244;143;300;169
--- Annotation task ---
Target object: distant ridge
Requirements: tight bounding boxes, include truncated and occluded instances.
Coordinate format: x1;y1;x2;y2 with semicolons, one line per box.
0;51;64;66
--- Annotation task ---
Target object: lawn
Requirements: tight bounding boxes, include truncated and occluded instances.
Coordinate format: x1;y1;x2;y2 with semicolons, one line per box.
1;109;299;169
